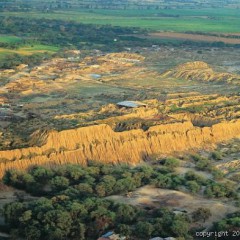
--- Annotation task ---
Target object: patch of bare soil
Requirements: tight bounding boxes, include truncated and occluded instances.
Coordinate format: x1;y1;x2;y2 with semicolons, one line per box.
149;32;240;44
107;185;238;228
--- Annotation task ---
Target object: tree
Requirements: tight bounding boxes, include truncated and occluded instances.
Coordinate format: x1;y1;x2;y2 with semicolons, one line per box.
30;166;53;183
114;178;135;194
95;184;106;197
91;206;116;233
116;224;132;237
3;169;34;189
19;210;32;224
196;158;212;171
4;202;25;227
135;222;154;238
24;226;41;240
50;176;69;192
74;183;93;197
70;221;86;240
187;180;201;194
154;174;172;188
115;204;138;223
101;175;116;194
42;210;72;239
138;165;154;182
192;207;212;223
68;201;88;221
171;215;190;237
65;165;85;181
185;171;207;185
211;151;223;161
163;157;180;170
152;218;163;236
212;169;224;180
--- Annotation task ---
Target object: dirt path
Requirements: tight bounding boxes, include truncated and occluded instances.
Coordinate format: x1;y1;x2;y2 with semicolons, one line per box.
107;185;238;228
148;32;240;44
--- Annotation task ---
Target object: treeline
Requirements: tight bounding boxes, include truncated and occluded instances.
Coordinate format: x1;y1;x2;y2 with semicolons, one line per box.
0;16;148;51
2;16;238;55
3;159;182;197
0;53;52;69
0;16;150;69
0;0;234;11
3;158;238;201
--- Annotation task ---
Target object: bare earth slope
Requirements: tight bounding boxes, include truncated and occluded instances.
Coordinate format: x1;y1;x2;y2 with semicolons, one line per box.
1;50;240;178
0;119;240;177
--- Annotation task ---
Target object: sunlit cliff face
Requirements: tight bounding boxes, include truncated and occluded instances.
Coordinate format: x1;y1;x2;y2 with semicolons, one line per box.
0;119;240;177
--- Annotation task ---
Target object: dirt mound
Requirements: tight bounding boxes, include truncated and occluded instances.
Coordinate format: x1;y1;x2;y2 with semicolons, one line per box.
102;52;145;62
176;61;210;70
162;61;240;84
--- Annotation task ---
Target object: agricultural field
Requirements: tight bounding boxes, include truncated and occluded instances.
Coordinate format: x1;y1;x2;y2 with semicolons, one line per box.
0;44;59;57
147;32;240;45
0;35;22;44
1;7;240;33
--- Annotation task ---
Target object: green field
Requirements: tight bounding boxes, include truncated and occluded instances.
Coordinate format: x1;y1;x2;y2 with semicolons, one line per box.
0;35;22;43
1;8;239;33
0;44;59;59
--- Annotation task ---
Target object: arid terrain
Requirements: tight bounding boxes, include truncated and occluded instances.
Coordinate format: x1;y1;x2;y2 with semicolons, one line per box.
0;45;240;239
1;47;240;172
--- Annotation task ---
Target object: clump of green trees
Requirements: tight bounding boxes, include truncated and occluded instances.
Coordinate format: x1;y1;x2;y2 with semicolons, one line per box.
3;161;183;197
3;196;192;240
3;159;237;199
2;162;193;239
1;160;238;239
0;16;147;52
0;53;51;69
212;211;240;232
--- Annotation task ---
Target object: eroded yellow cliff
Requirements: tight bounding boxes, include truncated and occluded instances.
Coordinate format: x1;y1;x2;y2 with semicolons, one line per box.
0;120;240;178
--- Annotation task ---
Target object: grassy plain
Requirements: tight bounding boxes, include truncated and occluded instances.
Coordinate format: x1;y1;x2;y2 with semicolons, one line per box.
1;8;239;33
0;44;59;59
0;35;22;43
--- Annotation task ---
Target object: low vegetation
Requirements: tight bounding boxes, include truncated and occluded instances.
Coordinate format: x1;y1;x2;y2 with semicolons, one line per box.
0;35;22;44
